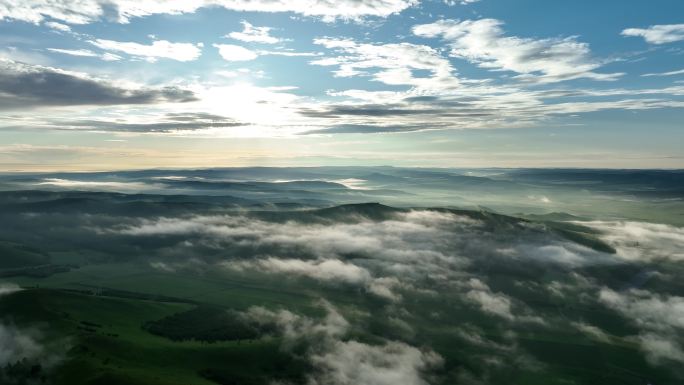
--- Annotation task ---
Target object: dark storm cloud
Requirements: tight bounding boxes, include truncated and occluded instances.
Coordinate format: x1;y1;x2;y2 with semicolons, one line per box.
0;60;197;109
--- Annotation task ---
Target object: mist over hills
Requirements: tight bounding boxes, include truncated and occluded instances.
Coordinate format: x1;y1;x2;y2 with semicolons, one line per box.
1;167;682;224
0;167;682;385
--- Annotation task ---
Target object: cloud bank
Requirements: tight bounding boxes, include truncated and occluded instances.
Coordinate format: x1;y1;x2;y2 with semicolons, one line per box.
0;60;197;109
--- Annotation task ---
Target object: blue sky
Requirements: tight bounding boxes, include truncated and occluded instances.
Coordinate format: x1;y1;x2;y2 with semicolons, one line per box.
0;0;683;170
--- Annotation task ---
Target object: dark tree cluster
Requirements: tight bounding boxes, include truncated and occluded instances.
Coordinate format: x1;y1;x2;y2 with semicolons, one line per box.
144;306;273;343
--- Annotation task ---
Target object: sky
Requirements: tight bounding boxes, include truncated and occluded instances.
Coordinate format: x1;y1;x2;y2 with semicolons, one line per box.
0;0;683;171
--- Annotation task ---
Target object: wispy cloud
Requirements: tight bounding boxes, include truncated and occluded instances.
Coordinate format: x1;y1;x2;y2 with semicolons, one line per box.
642;68;684;77
312;38;460;90
89;39;203;62
38;113;249;133
47;48;121;61
413;19;622;83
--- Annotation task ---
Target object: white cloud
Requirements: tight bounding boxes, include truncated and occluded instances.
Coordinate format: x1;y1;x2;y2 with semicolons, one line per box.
312;38;461;90
47;47;122;61
465;278;515;321
0;283;22;296
599;288;684;331
579;221;684;262
239;257;372;285
311;340;443;385
622;24;684;44
227;21;282;44
444;0;480;4
44;21;71;32
0;0;103;24
0;0;418;25
89;39;202;62
572;322;611;342
112;209;478;302
101;52;123;61
116;210;469;281
413;19;621;83
213;44;258;61
47;48;121;61
258;50;321;57
47;48;98;57
642;68;684;77
637;333;684;364
599;288;684;365
245;301;349;343
244;302;443;385
228;257;408;301
0;323;43;366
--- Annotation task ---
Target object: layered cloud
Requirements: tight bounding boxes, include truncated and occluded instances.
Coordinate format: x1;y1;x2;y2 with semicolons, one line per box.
36;112;248;133
112;205;627;308
118;209;473;301
0;60;196;109
0;0;418;24
622;24;684;44
413;19;621;83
